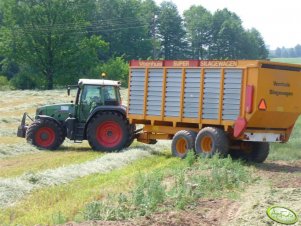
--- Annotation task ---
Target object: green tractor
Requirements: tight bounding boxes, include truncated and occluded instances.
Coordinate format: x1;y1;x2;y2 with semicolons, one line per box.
17;79;135;151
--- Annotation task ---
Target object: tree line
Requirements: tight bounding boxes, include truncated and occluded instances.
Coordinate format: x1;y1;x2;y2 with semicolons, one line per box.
270;45;301;58
0;0;268;89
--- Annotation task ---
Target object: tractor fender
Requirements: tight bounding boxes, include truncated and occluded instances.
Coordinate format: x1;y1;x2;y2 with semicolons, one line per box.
36;115;63;127
86;105;127;126
83;106;128;140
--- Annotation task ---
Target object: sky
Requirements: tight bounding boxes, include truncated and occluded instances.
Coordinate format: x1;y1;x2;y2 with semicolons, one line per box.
154;0;301;50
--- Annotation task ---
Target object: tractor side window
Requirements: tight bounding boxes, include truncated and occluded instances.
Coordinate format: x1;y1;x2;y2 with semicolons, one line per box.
103;86;119;105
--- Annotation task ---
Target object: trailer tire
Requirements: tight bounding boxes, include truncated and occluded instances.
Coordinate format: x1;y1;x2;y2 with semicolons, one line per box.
87;111;129;152
250;142;269;163
195;127;229;158
171;130;196;158
26;119;65;150
229;141;269;163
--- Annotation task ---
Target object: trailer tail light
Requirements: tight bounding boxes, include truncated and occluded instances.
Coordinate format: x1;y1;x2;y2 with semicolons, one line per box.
258;99;267;111
245;85;254;113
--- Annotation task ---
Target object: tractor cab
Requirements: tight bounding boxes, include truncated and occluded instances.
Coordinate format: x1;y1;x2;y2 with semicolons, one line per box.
75;79;122;122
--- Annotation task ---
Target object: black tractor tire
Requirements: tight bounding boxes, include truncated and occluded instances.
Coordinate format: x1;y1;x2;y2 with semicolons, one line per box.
87;111;129;152
195;127;229;158
124;124;136;148
171;130;196;158
26;119;65;150
229;141;269;163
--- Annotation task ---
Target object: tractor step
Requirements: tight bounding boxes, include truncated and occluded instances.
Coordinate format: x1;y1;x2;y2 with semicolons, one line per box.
74;123;85;141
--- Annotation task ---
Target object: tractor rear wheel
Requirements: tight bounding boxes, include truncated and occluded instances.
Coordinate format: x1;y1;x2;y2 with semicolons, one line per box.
26;119;65;150
87;112;129;152
124;124;136;148
171;130;196;158
195;127;229;158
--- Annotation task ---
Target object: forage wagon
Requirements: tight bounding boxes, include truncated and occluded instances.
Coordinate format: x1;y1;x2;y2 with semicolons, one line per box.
18;60;301;163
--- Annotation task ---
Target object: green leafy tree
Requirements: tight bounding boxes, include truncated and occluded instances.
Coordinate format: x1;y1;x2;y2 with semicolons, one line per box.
139;0;160;59
93;0;152;61
157;1;186;59
183;5;212;59
243;28;268;59
98;57;129;85
1;0;107;89
295;44;301;57
209;9;245;59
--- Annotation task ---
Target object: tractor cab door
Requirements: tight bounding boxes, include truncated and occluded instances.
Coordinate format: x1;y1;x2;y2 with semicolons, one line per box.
78;85;121;122
78;85;103;122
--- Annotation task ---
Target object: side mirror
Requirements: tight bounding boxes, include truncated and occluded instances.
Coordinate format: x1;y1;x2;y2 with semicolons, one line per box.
67;86;70;96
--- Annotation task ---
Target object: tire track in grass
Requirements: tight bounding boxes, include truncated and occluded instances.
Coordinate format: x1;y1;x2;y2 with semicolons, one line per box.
0;142;170;208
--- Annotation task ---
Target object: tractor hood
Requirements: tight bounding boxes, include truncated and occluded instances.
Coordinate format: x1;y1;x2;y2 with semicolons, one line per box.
36;103;75;122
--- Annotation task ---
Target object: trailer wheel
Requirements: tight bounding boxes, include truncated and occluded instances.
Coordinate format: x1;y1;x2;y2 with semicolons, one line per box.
26;119;65;150
229;141;250;160
87;112;129;152
229;141;269;163
195;127;229;158
250;142;269;163
171;130;196;158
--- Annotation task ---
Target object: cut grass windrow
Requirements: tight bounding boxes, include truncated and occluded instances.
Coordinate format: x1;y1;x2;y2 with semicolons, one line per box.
0;143;39;159
0;151;101;178
0;153;176;225
0;143;169;208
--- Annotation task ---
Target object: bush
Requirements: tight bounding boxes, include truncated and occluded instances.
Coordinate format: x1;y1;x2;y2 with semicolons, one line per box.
0;76;10;90
98;57;129;86
10;72;45;89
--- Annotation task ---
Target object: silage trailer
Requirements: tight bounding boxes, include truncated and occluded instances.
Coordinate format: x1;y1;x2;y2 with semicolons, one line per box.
17;60;301;163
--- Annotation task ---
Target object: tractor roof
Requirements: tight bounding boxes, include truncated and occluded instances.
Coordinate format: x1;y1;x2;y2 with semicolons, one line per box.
78;79;121;86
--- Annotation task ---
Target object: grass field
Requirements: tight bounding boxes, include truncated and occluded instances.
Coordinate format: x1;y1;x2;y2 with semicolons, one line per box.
0;61;301;225
272;57;301;64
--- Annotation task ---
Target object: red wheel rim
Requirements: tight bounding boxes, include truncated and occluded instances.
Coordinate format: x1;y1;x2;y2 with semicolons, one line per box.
35;127;55;148
96;121;123;148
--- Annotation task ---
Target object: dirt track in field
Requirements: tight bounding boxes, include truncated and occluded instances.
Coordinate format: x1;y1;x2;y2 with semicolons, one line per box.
68;160;301;226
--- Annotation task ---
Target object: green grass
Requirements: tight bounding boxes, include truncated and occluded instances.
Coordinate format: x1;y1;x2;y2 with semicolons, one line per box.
271;58;301;64
0;154;253;225
0;155;178;225
80;153;252;223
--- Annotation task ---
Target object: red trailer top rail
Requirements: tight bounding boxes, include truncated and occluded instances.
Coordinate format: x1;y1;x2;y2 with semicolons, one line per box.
130;60;239;67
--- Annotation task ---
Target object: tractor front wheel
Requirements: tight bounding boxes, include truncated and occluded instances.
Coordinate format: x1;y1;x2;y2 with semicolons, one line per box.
26;119;65;150
87;112;129;152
